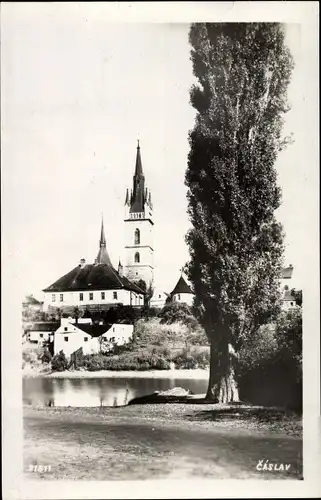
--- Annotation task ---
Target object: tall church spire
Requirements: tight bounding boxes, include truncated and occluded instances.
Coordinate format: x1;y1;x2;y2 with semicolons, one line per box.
96;215;112;266
134;139;143;177
130;140;145;213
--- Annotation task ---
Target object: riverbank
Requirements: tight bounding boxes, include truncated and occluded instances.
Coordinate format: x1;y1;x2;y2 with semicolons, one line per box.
24;404;302;480
23;367;210;379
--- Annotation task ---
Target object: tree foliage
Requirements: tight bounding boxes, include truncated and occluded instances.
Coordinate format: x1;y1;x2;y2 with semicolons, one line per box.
185;23;294;401
159;301;199;329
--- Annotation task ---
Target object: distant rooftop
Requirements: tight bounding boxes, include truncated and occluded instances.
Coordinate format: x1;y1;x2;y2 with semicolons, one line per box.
282;265;294;279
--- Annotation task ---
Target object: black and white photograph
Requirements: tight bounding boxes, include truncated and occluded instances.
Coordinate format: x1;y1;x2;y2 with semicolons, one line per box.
1;2;319;499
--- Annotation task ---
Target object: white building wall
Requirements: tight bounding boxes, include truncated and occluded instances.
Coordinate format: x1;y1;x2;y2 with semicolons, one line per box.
44;288;144;310
150;290;168;309
172;292;194;307
282;300;297;312
123;217;154;288
54;319;134;357
103;324;134;345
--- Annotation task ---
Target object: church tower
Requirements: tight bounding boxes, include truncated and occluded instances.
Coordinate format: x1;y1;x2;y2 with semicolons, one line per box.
123;141;154;289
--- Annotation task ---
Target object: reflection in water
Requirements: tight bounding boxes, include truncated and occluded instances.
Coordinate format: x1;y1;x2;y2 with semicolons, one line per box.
23;375;208;408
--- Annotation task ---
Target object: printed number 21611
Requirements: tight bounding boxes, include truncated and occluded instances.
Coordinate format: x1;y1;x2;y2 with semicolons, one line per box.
28;465;51;473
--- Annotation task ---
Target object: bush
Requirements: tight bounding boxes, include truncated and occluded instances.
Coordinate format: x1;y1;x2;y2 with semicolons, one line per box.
41;349;52;364
236;309;302;410
81;349;172;372
173;347;210;369
51;351;68;372
159;302;197;326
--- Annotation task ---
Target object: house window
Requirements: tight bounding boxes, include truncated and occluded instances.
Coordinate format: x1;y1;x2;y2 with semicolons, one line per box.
52;294;56;302
178;294;181;300
135;228;140;245
64;327;68;332
290;302;294;306
64;337;68;342
135;252;140;263
60;294;63;302
84;337;88;342
113;292;118;300
158;294;161;298
39;334;43;338
79;293;83;301
89;293;93;301
101;292;105;300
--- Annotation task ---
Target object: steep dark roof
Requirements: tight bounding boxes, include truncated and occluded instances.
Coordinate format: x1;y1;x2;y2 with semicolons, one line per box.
170;275;193;296
96;217;112;266
72;323;112;337
23;295;42;306
43;263;145;294
130;142;145;213
282;265;294;279
26;322;59;332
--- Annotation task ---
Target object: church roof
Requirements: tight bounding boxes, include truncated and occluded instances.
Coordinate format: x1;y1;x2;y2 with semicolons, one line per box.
170;275;193;296
96;217;112;266
130;141;145;213
44;216;144;295
43;263;144;294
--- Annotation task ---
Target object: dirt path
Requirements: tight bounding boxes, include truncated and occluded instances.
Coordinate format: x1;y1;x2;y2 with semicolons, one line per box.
24;406;302;480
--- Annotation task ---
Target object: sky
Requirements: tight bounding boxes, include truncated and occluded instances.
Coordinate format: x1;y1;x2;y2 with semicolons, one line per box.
1;4;317;301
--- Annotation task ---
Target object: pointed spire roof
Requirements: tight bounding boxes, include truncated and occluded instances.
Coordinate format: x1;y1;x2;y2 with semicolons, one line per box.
170;274;193;296
96;216;112;266
100;216;106;245
135;139;143;177
130;140;145;213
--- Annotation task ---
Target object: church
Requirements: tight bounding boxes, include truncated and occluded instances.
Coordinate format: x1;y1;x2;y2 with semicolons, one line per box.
43;142;154;313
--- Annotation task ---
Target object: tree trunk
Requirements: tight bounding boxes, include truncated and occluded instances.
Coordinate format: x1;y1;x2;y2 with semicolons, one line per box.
206;334;239;403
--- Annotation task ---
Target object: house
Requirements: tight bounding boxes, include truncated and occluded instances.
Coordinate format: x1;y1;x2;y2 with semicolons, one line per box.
169;273;195;307
54;317;134;357
282;288;298;311
280;265;297;311
43;218;145;313
22;295;44;311
150;289;169;309
25;322;59;345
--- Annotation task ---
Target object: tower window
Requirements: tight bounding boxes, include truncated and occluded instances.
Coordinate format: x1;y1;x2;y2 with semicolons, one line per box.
135;228;140;245
64;337;68;342
135;252;140;263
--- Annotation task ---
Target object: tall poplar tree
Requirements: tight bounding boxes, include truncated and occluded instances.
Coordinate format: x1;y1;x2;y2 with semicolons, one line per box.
185;23;294;402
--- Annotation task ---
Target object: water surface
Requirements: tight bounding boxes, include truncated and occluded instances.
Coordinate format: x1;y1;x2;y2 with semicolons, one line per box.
23;375;208;407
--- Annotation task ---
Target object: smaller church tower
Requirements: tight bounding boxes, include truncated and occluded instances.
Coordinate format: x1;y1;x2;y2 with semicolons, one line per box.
123;141;154;289
96;216;112;266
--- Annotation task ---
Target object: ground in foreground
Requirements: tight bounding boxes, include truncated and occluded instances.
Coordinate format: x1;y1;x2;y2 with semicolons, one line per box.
24;404;302;480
